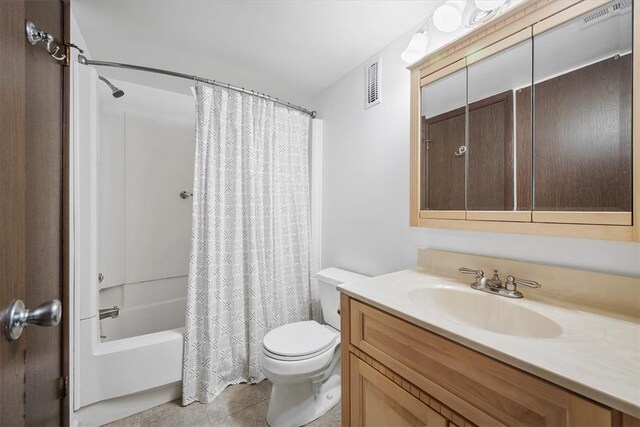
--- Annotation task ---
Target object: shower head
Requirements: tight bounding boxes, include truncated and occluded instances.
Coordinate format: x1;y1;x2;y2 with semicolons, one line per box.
98;75;125;98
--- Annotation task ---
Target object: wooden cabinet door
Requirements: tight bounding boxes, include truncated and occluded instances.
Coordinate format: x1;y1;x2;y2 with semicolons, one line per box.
349;354;448;427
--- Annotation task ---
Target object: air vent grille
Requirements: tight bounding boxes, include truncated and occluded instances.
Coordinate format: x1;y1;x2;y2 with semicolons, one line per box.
583;0;631;27
365;58;381;109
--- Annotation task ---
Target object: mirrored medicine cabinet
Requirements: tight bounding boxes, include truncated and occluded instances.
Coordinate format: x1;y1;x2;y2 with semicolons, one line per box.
410;0;639;241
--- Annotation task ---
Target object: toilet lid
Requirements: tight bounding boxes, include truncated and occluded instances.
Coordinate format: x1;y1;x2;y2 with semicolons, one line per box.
263;321;337;358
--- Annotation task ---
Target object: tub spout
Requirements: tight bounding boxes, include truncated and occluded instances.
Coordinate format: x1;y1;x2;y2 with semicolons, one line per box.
99;306;120;320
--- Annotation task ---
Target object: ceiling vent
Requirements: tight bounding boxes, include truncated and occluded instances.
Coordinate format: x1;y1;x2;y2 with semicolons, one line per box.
583;0;631;27
365;57;381;109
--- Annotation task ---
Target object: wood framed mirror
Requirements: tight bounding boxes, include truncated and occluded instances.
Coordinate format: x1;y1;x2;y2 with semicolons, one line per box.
532;2;632;226
409;0;639;241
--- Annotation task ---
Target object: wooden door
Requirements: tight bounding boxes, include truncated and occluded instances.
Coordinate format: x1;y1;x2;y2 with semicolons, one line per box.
0;0;68;425
423;109;466;210
349;354;447;427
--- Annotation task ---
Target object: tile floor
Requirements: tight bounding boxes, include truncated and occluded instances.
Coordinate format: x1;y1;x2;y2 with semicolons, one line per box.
106;380;341;427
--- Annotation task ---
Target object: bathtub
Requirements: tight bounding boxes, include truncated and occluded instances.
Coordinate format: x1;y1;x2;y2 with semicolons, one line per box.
75;277;187;425
98;275;187;339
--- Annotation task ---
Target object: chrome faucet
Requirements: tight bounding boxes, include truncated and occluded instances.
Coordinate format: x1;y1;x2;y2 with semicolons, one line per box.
459;267;540;299
480;269;502;289
458;267;501;289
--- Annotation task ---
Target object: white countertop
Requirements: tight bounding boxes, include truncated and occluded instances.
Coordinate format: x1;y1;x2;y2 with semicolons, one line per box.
338;268;640;417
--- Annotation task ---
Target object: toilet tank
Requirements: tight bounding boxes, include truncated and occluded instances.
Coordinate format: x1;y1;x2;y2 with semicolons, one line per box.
317;268;368;330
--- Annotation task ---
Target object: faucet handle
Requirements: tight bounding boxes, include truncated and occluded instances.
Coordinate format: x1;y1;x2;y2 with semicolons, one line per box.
458;267;484;278
505;276;541;291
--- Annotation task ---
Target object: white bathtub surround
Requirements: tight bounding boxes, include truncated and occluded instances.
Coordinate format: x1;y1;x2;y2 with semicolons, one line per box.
76;276;187;420
71;61;196;425
183;83;316;405
73;368;182;427
97;90;195;290
99;277;187;341
76;317;184;412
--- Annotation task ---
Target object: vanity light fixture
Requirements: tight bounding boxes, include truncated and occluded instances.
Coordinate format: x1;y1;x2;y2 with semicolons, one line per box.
433;0;466;33
401;0;509;65
474;0;505;11
400;30;429;64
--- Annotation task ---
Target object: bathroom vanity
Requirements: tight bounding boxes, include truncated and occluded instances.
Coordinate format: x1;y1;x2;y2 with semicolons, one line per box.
338;250;640;426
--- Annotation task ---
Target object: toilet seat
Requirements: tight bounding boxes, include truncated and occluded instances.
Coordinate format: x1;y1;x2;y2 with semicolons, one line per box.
263;321;338;361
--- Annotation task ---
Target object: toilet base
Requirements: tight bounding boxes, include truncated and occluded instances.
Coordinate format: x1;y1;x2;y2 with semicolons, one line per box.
262;326;342;427
266;375;340;427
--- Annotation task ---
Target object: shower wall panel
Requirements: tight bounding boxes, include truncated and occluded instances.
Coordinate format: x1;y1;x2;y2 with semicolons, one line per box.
124;112;195;284
97;83;195;293
98;110;126;288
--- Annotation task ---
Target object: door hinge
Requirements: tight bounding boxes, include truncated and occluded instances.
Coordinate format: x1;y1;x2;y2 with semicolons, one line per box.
58;376;69;400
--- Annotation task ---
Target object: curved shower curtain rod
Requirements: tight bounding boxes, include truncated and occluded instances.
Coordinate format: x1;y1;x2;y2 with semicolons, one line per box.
78;54;317;118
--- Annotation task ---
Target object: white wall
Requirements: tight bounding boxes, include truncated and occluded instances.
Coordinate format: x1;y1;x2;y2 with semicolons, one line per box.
317;26;640;278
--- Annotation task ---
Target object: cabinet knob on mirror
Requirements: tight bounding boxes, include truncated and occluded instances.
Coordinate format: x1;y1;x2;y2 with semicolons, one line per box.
454;146;467;156
3;299;62;342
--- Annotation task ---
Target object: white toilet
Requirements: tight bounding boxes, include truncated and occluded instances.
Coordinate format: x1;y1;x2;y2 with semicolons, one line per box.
260;268;368;427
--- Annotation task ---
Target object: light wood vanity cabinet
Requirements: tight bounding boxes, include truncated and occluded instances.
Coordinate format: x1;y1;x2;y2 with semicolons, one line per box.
349;354;448;427
341;294;639;426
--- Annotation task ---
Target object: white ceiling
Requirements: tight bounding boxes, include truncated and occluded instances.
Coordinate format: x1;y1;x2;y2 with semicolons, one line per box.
73;0;444;107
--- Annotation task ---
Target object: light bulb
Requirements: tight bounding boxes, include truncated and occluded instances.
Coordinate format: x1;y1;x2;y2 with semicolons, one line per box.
474;0;505;11
433;0;465;33
401;32;429;64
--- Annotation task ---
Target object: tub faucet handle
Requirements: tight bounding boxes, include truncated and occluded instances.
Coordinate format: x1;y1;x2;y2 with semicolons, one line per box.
99;306;120;320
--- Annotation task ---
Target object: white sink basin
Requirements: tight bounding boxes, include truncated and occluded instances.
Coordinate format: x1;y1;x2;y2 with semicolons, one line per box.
407;286;563;339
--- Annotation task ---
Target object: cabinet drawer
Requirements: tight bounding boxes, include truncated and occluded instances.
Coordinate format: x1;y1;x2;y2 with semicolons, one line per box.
349;353;448;427
349;299;612;426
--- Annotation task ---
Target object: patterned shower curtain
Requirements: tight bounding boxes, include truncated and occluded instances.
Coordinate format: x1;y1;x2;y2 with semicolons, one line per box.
182;83;315;405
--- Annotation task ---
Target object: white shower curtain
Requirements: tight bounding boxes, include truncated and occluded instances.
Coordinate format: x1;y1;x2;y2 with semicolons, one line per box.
182;83;316;405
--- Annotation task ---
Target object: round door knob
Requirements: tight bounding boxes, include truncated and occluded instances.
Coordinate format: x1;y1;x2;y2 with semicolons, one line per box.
3;299;62;342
